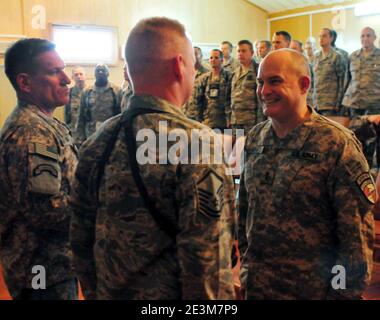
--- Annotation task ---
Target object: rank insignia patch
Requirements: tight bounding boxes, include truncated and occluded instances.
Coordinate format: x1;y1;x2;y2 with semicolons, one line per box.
356;172;376;204
196;169;224;218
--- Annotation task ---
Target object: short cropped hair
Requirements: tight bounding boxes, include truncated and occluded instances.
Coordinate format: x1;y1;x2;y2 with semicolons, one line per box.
221;41;233;50
237;40;253;52
125;17;187;77
211;49;223;59
5;38;56;90
260;40;272;50
275;31;292;43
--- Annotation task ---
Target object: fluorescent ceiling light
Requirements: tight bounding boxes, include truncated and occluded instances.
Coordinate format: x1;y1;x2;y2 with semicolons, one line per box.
354;1;380;16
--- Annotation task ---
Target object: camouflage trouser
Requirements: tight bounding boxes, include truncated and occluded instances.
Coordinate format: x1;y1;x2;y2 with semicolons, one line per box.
14;278;78;300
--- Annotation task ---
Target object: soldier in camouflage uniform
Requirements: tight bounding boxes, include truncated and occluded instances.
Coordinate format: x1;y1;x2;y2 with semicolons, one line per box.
220;41;240;73
343;28;380;167
258;40;271;60
75;64;122;145
64;67;86;136
343;28;380;116
183;47;209;120
120;63;133;112
193;49;232;130
314;28;346;116
70;17;237;300
230;40;264;135
239;49;374;300
0;39;78;300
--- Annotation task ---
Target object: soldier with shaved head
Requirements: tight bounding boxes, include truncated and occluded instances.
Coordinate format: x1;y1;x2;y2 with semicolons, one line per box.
70;17;237;300
239;49;374;299
343;27;380;167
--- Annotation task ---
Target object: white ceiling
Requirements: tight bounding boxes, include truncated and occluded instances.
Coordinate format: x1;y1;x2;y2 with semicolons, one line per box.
248;0;349;14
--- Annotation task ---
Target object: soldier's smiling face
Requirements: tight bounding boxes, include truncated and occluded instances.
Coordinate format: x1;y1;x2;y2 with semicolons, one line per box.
257;51;309;121
27;50;71;110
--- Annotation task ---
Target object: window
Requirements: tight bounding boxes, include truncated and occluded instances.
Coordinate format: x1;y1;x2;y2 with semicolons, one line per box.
51;24;119;65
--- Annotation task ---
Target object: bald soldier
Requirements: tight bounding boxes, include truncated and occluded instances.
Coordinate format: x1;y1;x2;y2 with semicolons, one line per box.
64;66;87;134
69;17;237;300
239;49;375;300
343;27;380;116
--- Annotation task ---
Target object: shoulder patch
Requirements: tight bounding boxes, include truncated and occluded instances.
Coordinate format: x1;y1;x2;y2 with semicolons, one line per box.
30;143;59;161
196;169;224;218
356;172;376;204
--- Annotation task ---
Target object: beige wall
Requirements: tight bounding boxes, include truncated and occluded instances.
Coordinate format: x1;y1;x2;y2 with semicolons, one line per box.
0;0;268;127
269;0;380;54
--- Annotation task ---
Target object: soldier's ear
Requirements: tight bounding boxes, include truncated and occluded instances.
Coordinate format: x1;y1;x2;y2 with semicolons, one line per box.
299;75;311;94
172;55;183;82
16;73;32;93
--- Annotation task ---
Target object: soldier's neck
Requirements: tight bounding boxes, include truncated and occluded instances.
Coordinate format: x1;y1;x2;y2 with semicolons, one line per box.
322;46;331;55
211;67;221;77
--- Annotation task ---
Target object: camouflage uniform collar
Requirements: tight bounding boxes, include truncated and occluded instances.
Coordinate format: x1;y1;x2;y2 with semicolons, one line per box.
128;94;184;117
236;61;255;79
92;82;114;92
223;57;234;67
17;100;56;122
355;47;380;58
267;106;316;149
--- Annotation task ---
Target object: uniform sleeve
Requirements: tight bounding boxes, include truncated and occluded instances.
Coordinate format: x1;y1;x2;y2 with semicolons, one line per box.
194;77;206;122
75;91;87;146
335;54;346;108
0;132;71;231
225;73;232;127
237;170;249;290
69;144;98;300
175;163;237;299
326;138;375;299
64;104;71;126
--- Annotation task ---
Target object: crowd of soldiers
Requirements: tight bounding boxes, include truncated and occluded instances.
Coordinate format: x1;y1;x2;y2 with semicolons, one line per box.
0;17;379;300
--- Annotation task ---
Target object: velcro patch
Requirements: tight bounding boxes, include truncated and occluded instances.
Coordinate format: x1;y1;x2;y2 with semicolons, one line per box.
356;172;376;204
196;169;224;218
30;143;59;161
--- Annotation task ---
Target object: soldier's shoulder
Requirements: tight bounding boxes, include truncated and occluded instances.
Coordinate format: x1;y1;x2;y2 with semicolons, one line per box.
109;82;121;92
311;114;357;145
246;119;271;142
1;107;54;144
